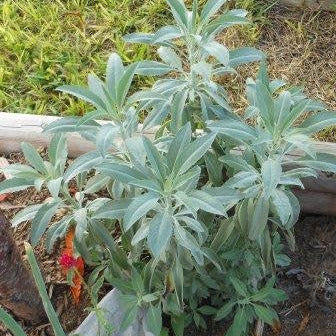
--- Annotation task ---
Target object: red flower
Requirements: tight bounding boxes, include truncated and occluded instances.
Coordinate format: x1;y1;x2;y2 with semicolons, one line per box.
59;253;77;269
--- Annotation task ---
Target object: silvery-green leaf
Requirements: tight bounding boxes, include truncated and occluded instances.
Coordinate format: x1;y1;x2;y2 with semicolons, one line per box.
220;154;256;173
249;196;269;240
281;167;317;179
286;133;316;158
106;53;124;102
21;143;47;175
153;78;187;94
173;132;216;175
143;137;167;179
128;90;167;104
192;61;212;80
146;304;162;336
174;220;200;252
86;198;110;212
254;305;279;327
271;189;292;225
117;62;138;106
255;81;274;127
188;190;227;215
123;32;155;44
213;66;237;76
210;218;235;251
108;179;124;199
168;123;191;169
177;216;205;233
128;179;162;193
203;41;229;66
170;89;189;132
31;201;60;246
77;109;109;126
131;224;150;245
274;91;292;126
294;153;336;173
65;151;104;182
270;79;286;93
172;166;201;192
286;190;300;228
228;47;264;68
224;171;258;189
243;185;261;198
12;204;43;227
203;186;243;205
204;151;223;186
174;191;198;216
98;162;147;184
123;193;159;231
208;119;257;143
90;220;116;252
56;85;106;110
47;177;63;198
136;61;173;76
0;178;35;194
200;0;228;23
201;247;222;270
171;258;184;307
204;12;248;35
74;208;88;241
143;101;170;130
261;159;282;198
125;136;147;168
48;133;67;175
1;164;40;180
166;0;188;27
93;199;132;219
46;216;73;252
84;174;110;194
278;176;304;188
148;211;173;257
152;25;183;44
299;111;336;134
158;46;183;70
281;98;326;131
88;74;106;102
43;117;99;134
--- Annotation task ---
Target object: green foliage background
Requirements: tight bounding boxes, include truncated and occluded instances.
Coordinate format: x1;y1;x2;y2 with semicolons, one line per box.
0;0;170;116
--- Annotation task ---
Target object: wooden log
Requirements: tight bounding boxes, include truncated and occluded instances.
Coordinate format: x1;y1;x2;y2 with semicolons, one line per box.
0;112;155;158
293;189;336;216
270;0;336;10
0;212;46;324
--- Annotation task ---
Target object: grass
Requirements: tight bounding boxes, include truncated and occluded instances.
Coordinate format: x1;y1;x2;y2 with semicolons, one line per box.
0;0;169;116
